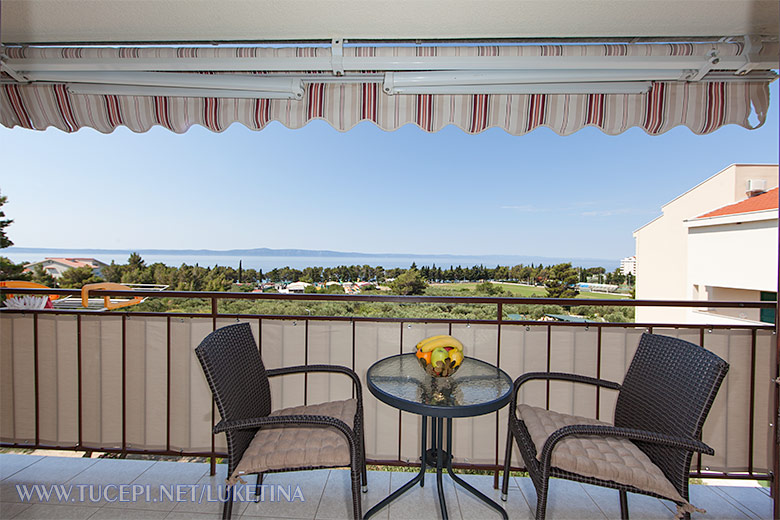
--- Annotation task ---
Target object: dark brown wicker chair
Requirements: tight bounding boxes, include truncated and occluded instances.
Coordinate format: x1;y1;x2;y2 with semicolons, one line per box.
501;333;729;520
195;322;367;520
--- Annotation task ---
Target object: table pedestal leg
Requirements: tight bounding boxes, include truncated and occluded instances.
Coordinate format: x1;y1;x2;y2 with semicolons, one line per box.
363;415;508;520
435;417;448;519
363;415;428;519
444;418;508;520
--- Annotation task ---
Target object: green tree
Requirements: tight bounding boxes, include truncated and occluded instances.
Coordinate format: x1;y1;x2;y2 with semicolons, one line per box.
475;281;505;295
322;283;345;294
0;257;31;280
494;265;510;281
544;263;579;299
59;266;103;288
127;252;146;270
390;270;428;295
101;261;125;283
30;264;56;286
0;191;13;249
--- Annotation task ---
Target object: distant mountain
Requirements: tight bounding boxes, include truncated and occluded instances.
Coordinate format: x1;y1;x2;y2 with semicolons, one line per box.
4;246;618;269
7;246;385;257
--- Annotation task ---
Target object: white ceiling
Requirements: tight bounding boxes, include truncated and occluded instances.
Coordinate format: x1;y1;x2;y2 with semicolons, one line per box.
2;0;778;44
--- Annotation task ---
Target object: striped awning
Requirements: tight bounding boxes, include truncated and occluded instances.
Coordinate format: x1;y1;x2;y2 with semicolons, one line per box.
1;41;776;136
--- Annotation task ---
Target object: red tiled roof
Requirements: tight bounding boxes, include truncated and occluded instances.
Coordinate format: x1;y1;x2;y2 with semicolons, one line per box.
697;187;779;218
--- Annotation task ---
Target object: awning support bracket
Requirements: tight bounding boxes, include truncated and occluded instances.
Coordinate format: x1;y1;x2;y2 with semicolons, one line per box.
331;38;344;76
0;55;28;83
685;50;720;81
736;35;761;75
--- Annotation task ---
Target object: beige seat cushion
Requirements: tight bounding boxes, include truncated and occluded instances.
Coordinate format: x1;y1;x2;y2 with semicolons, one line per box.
230;399;357;483
518;404;684;504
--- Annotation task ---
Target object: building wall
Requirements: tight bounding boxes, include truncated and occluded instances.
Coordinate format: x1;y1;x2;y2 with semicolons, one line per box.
633;164;778;323
687;214;778;294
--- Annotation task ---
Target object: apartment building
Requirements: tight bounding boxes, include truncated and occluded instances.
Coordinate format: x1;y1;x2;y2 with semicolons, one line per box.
633;164;778;324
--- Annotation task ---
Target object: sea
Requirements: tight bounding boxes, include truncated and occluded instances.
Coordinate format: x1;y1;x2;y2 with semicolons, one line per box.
2;248;618;272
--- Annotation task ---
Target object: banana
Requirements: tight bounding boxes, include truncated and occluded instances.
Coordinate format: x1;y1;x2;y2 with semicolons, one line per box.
417;335;464;353
416;335;450;351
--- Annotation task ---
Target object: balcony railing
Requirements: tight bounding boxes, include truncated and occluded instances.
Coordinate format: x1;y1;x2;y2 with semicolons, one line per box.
1;288;776;493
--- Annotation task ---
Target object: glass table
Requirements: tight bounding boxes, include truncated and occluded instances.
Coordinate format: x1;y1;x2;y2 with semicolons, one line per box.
364;353;513;519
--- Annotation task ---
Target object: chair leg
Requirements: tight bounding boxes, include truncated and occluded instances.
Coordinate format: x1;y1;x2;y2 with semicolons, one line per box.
360;421;368;492
351;460;363;520
535;478;549;520
501;429;513;501
619;490;629;520
255;473;264;503
223;484;234;520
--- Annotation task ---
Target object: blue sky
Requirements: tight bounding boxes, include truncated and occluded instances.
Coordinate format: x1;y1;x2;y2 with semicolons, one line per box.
1;81;778;262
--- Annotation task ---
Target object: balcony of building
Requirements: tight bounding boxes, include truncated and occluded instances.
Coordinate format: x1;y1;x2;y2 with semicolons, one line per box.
0;288;777;519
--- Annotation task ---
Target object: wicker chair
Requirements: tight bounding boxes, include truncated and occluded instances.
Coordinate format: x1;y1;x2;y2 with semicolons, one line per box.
501;333;729;520
195;322;367;520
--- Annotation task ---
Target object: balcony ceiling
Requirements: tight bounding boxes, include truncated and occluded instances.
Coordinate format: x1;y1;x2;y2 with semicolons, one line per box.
2;0;779;44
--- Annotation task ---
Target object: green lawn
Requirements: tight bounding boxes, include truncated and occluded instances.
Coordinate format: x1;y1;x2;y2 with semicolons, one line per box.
428;282;630;299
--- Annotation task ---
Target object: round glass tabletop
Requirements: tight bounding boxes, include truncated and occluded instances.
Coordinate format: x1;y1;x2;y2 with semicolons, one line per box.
366;353;513;418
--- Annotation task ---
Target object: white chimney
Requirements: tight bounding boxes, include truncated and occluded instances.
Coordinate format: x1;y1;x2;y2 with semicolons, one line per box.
746;179;767;197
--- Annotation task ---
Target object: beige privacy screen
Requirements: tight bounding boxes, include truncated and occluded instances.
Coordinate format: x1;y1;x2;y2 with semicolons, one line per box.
0;314;773;474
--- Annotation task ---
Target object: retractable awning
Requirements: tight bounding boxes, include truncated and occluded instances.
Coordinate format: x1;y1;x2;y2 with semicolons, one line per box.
1;40;777;136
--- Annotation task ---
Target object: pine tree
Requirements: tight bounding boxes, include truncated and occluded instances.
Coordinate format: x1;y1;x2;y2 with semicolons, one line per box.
0;191;14;249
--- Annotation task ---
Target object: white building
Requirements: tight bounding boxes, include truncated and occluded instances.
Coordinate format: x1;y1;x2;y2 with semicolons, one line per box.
620;256;636;277
24;257;108;279
283;281;311;294
633;164;778;325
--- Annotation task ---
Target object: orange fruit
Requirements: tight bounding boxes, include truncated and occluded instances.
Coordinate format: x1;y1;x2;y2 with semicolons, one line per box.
416;349;432;364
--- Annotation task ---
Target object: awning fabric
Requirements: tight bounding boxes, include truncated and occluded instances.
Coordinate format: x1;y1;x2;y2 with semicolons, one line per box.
1;42;775;136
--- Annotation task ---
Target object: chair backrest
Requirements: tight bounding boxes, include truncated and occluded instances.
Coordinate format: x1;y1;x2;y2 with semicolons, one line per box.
614;333;729;497
195;322;272;472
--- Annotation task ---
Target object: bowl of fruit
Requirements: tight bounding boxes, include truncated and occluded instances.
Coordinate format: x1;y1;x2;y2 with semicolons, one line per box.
415;335;464;377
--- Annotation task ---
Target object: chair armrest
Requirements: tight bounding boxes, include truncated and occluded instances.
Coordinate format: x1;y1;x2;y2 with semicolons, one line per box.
539;424;714;467
266;364;363;405
510;372;621;416
214;414;356;442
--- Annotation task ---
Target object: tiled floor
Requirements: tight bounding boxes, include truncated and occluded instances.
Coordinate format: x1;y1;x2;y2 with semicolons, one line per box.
0;454;772;519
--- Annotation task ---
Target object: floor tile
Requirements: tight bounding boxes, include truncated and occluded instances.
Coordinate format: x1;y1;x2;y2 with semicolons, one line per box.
687;485;752;519
169;463;250;518
515;477;607;519
101;460;210;513
316;469;391;520
45;459;161;508
0;501;32;519
386;470;460;520
452;473;531;520
707;485;772;520
241;469;329;519
579;483;676;519
12;503;99;519
6;456;98;485
0;455;43;481
164;512;220;520
66;459;156;486
89;507;169;519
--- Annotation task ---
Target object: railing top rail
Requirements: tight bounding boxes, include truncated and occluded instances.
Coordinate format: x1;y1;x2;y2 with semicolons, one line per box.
0;307;773;329
0;287;776;308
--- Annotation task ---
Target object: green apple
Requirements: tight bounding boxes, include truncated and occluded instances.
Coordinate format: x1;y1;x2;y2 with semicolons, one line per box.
430;347;449;369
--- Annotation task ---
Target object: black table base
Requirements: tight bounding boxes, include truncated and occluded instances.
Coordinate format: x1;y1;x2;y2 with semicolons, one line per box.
363;416;508;520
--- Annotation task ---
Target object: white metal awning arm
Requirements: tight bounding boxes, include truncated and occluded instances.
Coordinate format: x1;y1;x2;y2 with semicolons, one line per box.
5;54;777;74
